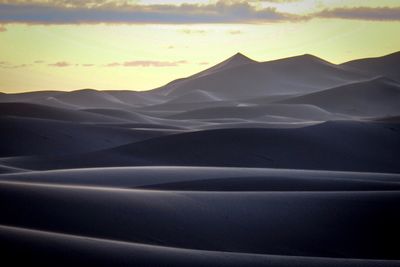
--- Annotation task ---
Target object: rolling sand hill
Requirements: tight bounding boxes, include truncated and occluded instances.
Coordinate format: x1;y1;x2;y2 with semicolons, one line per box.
1;51;400;266
279;77;400;116
342;51;400;82
0;116;178;157
2;121;399;173
0;102;124;123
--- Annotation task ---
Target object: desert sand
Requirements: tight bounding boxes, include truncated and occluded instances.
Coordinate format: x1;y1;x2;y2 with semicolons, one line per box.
1;52;400;266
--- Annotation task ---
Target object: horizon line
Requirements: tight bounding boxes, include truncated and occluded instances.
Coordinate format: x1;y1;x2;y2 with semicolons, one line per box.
1;49;399;94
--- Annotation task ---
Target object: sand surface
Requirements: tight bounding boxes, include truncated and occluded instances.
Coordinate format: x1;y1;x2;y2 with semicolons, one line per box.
1;52;400;266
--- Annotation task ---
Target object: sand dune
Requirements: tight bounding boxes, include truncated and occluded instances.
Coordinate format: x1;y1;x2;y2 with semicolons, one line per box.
106;90;167;106
0;116;177;157
342;51;400;82
0;89;168;109
279;77;400;117
151;53;257;96
2;225;400;267
167;104;340;121
370;116;400;123
0;90;62;103
1;52;400;265
0;102;125;122
138;99;238;114
166;90;223;104
191;52;257;79
80;108;155;123
0;180;399;260
0;164;27;174
1;166;399;191
153;54;367;100
45;89;135;109
2;121;399;172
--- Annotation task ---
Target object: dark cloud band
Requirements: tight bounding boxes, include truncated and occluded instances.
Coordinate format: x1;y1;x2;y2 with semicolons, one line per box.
0;2;296;24
315;7;400;21
0;2;399;24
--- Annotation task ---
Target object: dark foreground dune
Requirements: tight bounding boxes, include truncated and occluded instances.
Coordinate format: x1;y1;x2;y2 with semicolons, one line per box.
1;51;400;266
1;179;400;266
3;225;400;267
1;166;400;191
2;121;398;173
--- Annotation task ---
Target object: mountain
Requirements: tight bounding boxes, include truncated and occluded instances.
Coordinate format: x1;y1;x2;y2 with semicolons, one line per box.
153;54;368;101
341;51;400;82
190;52;257;78
151;52;257;96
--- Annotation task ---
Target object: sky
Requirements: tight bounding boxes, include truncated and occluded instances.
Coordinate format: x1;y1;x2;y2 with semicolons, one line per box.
0;0;399;93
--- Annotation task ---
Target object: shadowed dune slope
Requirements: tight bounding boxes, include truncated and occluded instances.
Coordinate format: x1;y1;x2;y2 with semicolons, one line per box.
0;117;178;157
1;167;400;191
0;91;61;103
0;181;400;260
0;102;125;123
2;225;400;267
279;77;400;117
2;121;399;172
45;89;135;109
80;108;155;123
341;51;400;82
0;164;27;174
167;104;336;121
106;90;167;106
0;90;167;109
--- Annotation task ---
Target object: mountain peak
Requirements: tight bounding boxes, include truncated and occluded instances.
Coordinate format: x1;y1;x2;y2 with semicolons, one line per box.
217;52;256;69
274;53;333;66
187;52;256;79
296;53;324;61
233;52;246;57
228;52;255;63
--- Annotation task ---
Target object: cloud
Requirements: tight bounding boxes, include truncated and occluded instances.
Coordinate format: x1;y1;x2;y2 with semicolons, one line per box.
198;61;209;65
314;7;400;21
0;1;399;24
123;60;187;67
48;61;72;67
228;30;242;34
3;59;188;68
106;60;188;67
105;62;121;67
180;29;206;34
0;62;31;68
11;64;30;68
249;0;302;2
0;0;131;8
0;1;298;24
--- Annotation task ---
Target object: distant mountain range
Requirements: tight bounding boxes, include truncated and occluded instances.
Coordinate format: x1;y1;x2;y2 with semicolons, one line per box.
1;51;399;115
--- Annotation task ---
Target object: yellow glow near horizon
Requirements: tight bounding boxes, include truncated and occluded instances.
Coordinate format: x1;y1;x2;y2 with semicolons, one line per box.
0;0;400;93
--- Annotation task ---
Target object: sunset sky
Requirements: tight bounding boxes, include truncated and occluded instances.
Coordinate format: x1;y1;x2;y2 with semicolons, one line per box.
0;0;399;93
